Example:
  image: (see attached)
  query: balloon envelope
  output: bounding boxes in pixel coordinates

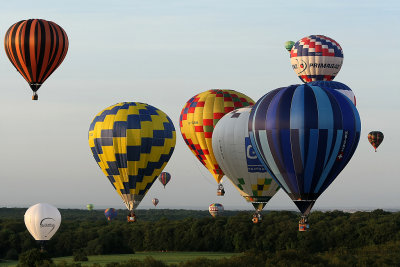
[152,198,159,206]
[4,19,69,99]
[88,102,176,211]
[86,204,94,211]
[158,172,171,188]
[368,131,384,151]
[179,89,254,185]
[24,203,61,241]
[249,84,361,216]
[290,35,343,83]
[209,203,224,217]
[308,81,356,106]
[284,41,295,52]
[104,208,118,220]
[212,107,280,210]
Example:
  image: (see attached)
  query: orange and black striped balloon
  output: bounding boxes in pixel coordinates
[4,19,69,100]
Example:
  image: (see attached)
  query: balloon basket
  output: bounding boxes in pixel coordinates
[299,223,308,231]
[32,94,38,100]
[217,190,225,196]
[298,215,309,231]
[127,216,136,222]
[252,212,262,224]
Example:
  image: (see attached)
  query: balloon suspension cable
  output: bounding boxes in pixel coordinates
[129,202,134,212]
[191,157,215,186]
[30,83,41,100]
[39,240,46,252]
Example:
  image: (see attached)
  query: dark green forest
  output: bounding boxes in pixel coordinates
[1,208,400,266]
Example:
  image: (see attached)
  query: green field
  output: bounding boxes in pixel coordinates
[0,251,239,266]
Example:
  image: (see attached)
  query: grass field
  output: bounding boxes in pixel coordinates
[0,251,239,266]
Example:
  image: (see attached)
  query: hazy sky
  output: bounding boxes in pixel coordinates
[0,0,399,211]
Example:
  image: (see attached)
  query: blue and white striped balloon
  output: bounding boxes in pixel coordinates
[248,84,361,216]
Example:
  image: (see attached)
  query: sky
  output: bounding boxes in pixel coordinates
[0,0,399,211]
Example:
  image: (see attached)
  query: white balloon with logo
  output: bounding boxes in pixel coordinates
[24,203,61,241]
[212,107,280,210]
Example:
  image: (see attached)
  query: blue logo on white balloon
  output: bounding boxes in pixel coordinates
[245,137,266,173]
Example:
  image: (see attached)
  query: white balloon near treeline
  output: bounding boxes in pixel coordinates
[24,203,61,241]
[212,107,280,211]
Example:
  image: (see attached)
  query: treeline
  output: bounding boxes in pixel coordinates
[1,209,400,265]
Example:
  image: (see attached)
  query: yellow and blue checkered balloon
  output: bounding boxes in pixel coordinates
[88,102,176,211]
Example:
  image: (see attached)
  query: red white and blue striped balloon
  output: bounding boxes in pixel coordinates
[290,35,343,83]
[248,84,361,216]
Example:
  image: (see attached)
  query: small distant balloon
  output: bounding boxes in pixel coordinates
[152,198,159,207]
[368,131,384,152]
[158,172,171,188]
[104,208,118,221]
[86,204,94,211]
[290,35,343,83]
[284,41,295,52]
[209,203,224,217]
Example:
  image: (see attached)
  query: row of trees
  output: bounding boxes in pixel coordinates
[1,209,400,265]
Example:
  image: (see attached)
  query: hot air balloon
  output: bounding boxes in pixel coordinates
[249,84,361,231]
[24,203,61,251]
[179,89,254,195]
[284,41,295,52]
[212,107,280,223]
[104,208,118,221]
[368,131,384,152]
[4,19,69,100]
[290,35,343,83]
[209,203,224,217]
[158,172,171,188]
[89,102,176,222]
[308,81,356,106]
[152,198,159,207]
[87,204,94,211]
